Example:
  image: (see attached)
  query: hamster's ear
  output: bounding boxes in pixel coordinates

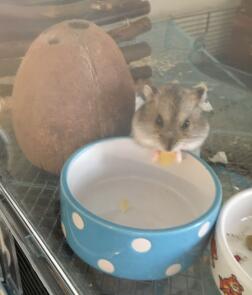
[194,82,208,102]
[143,84,159,102]
[196,87,206,100]
[143,85,154,101]
[194,83,213,112]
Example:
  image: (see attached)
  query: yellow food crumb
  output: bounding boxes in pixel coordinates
[120,199,129,213]
[153,151,177,166]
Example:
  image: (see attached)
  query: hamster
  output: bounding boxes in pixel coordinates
[132,83,210,152]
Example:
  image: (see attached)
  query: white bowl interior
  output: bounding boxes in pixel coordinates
[66,138,216,230]
[222,191,252,279]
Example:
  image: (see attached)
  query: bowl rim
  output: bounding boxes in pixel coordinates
[216,188,252,283]
[60,136,222,234]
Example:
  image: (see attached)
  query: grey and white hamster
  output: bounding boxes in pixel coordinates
[132,83,210,152]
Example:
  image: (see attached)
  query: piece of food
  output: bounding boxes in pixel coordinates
[152,150,179,166]
[120,199,129,213]
[246,235,252,251]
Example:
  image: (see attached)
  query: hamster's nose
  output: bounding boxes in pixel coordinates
[165,141,174,151]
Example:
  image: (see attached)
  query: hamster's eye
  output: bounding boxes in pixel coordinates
[155,114,164,128]
[181,119,190,130]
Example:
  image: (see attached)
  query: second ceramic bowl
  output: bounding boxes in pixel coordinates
[211,188,252,294]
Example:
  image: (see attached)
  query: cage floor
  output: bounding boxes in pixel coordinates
[0,19,252,295]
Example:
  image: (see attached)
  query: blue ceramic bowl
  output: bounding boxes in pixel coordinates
[60,137,222,280]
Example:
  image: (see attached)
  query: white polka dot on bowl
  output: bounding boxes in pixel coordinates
[72,212,85,230]
[165,263,181,276]
[61,222,66,238]
[198,222,210,238]
[131,238,152,253]
[97,259,115,273]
